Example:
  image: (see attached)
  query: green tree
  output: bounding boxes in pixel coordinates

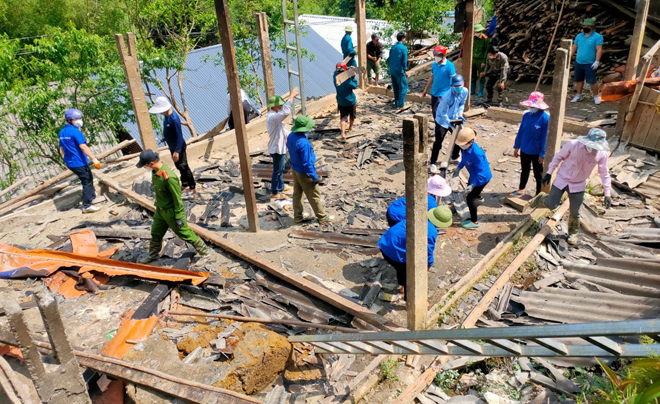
[384,0,455,51]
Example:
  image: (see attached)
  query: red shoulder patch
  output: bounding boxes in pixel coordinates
[158,170,170,180]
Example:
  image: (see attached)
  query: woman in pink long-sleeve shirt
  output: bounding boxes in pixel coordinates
[530,129,613,245]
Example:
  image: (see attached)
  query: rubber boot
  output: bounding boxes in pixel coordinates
[193,238,209,257]
[478,82,485,98]
[471,80,476,95]
[141,240,162,264]
[525,192,548,213]
[567,217,580,245]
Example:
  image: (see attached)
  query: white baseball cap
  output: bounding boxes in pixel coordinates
[148,96,172,114]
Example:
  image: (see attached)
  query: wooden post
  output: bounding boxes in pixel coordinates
[256,12,276,102]
[356,0,367,89]
[461,0,475,111]
[617,0,650,138]
[214,0,259,232]
[115,33,158,151]
[542,41,571,194]
[403,115,429,330]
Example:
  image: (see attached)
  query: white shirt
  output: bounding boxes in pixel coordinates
[266,101,292,155]
[226,89,260,117]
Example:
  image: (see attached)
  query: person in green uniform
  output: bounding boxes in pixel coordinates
[136,149,209,262]
[472,23,491,98]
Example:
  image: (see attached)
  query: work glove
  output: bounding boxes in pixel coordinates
[176,219,185,229]
[591,61,600,70]
[465,184,474,194]
[452,169,460,179]
[604,196,613,209]
[92,158,101,169]
[542,173,552,186]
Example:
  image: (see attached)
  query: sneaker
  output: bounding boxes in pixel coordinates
[461,220,480,229]
[593,95,601,105]
[429,164,440,174]
[271,194,285,200]
[295,212,311,223]
[282,185,293,193]
[571,94,583,103]
[82,205,100,214]
[450,157,460,164]
[476,197,485,205]
[319,215,335,225]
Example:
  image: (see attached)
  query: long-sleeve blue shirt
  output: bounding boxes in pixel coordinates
[387,195,438,226]
[514,110,549,158]
[286,131,318,181]
[334,71,358,106]
[162,111,185,154]
[388,42,408,76]
[457,142,492,187]
[435,87,468,129]
[378,219,438,267]
[341,34,357,67]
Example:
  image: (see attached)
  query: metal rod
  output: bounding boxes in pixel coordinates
[167,310,369,333]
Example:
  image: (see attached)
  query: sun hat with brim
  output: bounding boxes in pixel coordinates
[428,175,452,197]
[267,95,286,108]
[578,128,609,152]
[345,25,354,32]
[582,18,596,26]
[136,149,159,168]
[474,23,486,32]
[520,91,549,110]
[291,115,315,133]
[455,127,476,146]
[428,205,453,228]
[148,96,172,114]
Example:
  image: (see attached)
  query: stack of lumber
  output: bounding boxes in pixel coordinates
[495,0,658,83]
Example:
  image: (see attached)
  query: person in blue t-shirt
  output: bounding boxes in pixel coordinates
[149,96,196,198]
[333,63,358,141]
[452,127,492,229]
[421,45,456,122]
[570,18,604,105]
[511,92,550,197]
[58,108,102,213]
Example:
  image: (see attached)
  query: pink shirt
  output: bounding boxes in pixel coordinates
[547,140,611,196]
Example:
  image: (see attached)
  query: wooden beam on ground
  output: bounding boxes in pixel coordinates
[214,0,259,232]
[462,0,475,111]
[115,33,158,151]
[356,0,367,89]
[393,201,569,404]
[0,182,70,217]
[0,140,134,215]
[93,172,405,332]
[617,0,650,138]
[624,38,660,125]
[543,41,571,194]
[403,116,428,330]
[0,177,29,201]
[486,106,607,136]
[256,12,276,101]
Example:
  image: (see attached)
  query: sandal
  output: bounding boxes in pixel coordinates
[509,190,522,196]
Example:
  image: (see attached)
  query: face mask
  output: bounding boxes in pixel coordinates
[583,27,592,33]
[73,119,83,128]
[435,57,443,63]
[488,54,497,60]
[529,107,539,113]
[452,87,461,94]
[459,143,471,150]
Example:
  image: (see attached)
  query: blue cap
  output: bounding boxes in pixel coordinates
[451,74,465,87]
[64,108,83,121]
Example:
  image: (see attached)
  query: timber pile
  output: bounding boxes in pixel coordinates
[495,0,657,82]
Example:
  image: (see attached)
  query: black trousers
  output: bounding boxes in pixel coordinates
[466,183,487,223]
[228,100,253,130]
[519,152,543,195]
[69,165,96,208]
[430,125,461,164]
[380,249,407,301]
[174,146,196,190]
[485,72,500,102]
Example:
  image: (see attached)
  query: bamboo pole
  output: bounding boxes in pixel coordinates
[535,0,567,91]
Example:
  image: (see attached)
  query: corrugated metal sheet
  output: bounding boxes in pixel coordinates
[561,260,660,298]
[124,25,342,148]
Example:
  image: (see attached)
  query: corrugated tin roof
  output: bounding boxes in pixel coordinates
[124,24,342,148]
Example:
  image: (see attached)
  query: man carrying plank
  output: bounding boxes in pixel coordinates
[333,63,358,142]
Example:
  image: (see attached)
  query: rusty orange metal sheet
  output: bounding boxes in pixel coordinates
[0,344,23,360]
[0,243,209,285]
[44,271,110,299]
[101,311,159,359]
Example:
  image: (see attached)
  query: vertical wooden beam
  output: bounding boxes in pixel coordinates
[214,0,260,232]
[115,33,157,151]
[542,41,571,194]
[461,0,475,111]
[403,115,429,330]
[256,12,276,101]
[616,0,649,139]
[356,0,367,89]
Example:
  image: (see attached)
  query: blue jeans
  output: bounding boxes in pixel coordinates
[69,165,96,208]
[271,153,286,195]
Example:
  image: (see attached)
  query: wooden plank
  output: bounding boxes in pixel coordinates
[355,0,367,89]
[0,139,135,214]
[256,12,275,101]
[0,182,70,217]
[631,102,656,148]
[289,230,379,247]
[94,172,405,332]
[0,177,29,200]
[462,0,475,111]
[214,0,259,232]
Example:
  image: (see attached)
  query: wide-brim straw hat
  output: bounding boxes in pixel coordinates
[578,128,610,152]
[520,91,549,110]
[148,96,172,114]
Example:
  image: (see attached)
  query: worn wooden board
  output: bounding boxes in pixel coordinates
[335,66,366,86]
[503,194,532,212]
